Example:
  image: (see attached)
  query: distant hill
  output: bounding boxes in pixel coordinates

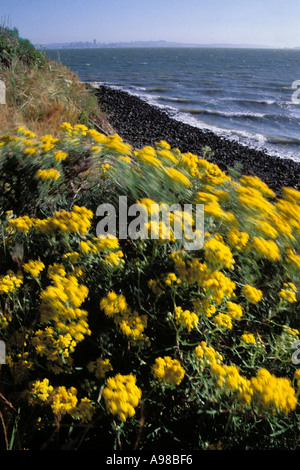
[39,40,276,50]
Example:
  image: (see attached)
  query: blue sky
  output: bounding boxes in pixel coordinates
[1,0,300,47]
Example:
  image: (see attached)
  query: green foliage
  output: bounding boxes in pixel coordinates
[0,25,45,68]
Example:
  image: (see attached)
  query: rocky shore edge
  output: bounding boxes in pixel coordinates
[93,84,300,194]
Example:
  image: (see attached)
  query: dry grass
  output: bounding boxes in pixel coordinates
[0,57,113,137]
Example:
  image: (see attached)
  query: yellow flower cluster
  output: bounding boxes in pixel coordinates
[87,357,113,379]
[27,378,53,403]
[79,234,124,268]
[40,134,59,152]
[54,150,68,161]
[294,370,300,388]
[103,373,142,421]
[197,158,230,186]
[8,206,93,236]
[194,342,297,413]
[32,327,76,372]
[227,227,249,251]
[100,291,148,344]
[36,168,61,182]
[239,175,276,199]
[251,236,281,262]
[0,270,23,295]
[251,369,297,415]
[164,167,192,188]
[174,306,198,331]
[8,215,34,233]
[286,248,300,271]
[241,332,256,344]
[136,146,163,168]
[214,312,233,330]
[204,235,235,269]
[32,266,90,372]
[199,301,243,331]
[23,260,45,278]
[36,206,93,236]
[242,284,263,303]
[28,379,94,423]
[40,267,90,339]
[104,134,133,155]
[151,356,185,386]
[172,252,236,306]
[279,282,297,303]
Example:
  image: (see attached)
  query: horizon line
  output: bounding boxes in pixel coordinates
[38,39,299,49]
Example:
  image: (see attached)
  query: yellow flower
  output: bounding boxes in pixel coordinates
[36,168,61,182]
[137,148,163,168]
[54,150,68,161]
[239,175,276,199]
[241,332,256,344]
[193,298,216,318]
[87,357,113,379]
[250,368,297,415]
[214,312,233,329]
[0,270,23,294]
[156,140,171,150]
[28,378,54,404]
[100,291,127,318]
[9,215,34,233]
[242,285,263,303]
[174,306,198,331]
[279,283,297,303]
[282,187,300,204]
[157,149,178,164]
[73,397,94,423]
[104,135,132,154]
[23,260,45,278]
[204,236,235,269]
[226,301,243,319]
[23,147,36,155]
[165,167,192,187]
[103,373,142,421]
[51,386,78,416]
[227,227,249,251]
[152,356,185,386]
[286,248,300,270]
[118,310,148,343]
[251,237,280,261]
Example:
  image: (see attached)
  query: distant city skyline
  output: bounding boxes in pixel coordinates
[40,39,294,50]
[1,0,300,49]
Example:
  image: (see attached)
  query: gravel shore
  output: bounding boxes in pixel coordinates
[94,85,300,194]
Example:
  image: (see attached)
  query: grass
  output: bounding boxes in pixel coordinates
[0,55,113,138]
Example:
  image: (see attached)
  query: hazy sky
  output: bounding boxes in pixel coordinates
[1,0,300,47]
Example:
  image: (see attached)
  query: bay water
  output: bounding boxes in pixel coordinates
[46,47,300,162]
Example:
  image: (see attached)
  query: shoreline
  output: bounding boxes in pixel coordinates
[93,84,300,194]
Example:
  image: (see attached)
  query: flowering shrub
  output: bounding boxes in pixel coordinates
[0,123,299,450]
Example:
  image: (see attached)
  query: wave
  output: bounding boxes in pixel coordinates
[236,98,276,106]
[266,136,300,145]
[148,87,168,92]
[158,96,195,104]
[181,108,267,119]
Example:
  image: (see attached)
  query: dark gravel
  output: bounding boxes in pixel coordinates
[94,85,300,195]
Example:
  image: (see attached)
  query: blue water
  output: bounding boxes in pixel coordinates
[47,48,300,161]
